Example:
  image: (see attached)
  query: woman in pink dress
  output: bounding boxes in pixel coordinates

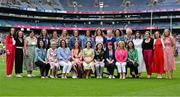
[152,31,165,79]
[71,41,83,79]
[163,29,176,80]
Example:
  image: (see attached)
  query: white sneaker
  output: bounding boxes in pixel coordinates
[50,75,54,79]
[72,75,77,79]
[108,75,112,79]
[99,76,102,79]
[27,74,32,78]
[41,76,45,79]
[97,76,100,79]
[112,75,115,79]
[16,74,22,78]
[45,76,49,78]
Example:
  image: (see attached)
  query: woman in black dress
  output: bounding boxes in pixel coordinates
[15,30,24,77]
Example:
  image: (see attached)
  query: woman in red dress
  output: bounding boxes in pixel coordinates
[5,28,16,77]
[152,31,165,79]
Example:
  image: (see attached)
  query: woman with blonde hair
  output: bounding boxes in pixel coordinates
[47,40,59,78]
[115,41,128,79]
[163,29,176,80]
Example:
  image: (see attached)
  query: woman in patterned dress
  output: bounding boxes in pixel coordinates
[47,41,59,78]
[82,41,95,79]
[163,29,176,80]
[24,31,37,77]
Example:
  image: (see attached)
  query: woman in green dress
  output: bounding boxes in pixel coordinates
[24,31,37,77]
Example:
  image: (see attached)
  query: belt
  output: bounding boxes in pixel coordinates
[16,47,23,49]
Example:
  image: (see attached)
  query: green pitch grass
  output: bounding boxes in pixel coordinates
[0,56,180,96]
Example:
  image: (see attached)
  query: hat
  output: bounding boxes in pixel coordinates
[108,42,113,46]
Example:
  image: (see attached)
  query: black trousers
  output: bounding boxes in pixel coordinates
[126,61,138,76]
[15,48,23,74]
[106,63,115,75]
[35,61,50,77]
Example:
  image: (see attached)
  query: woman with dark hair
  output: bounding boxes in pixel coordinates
[35,40,50,78]
[60,29,69,46]
[69,30,83,49]
[82,41,95,79]
[38,29,50,49]
[163,29,176,79]
[94,43,105,79]
[133,31,145,76]
[57,40,72,79]
[71,41,83,79]
[94,28,104,46]
[127,41,139,78]
[82,30,95,48]
[5,28,16,77]
[24,30,37,77]
[15,30,24,77]
[114,29,125,42]
[50,31,60,47]
[105,42,116,79]
[142,31,154,78]
[152,31,165,79]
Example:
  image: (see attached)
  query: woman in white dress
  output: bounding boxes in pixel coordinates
[133,31,146,76]
[94,28,104,45]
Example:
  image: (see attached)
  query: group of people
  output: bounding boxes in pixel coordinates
[5,27,176,79]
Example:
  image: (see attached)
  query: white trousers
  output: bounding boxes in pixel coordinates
[116,62,126,73]
[59,61,72,73]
